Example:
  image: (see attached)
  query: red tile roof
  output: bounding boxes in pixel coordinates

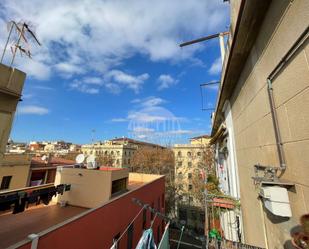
[99,166,124,171]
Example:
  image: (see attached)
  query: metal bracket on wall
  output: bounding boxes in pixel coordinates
[252,164,294,187]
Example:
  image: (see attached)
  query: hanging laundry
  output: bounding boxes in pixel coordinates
[158,223,170,249]
[136,228,157,249]
[13,192,26,214]
[56,184,65,195]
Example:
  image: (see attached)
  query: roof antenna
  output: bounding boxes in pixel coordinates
[1,21,41,67]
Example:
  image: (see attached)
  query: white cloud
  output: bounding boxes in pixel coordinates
[132,127,155,133]
[157,74,178,90]
[140,96,166,107]
[55,62,85,77]
[82,77,102,85]
[0,0,229,80]
[111,118,127,122]
[32,85,54,91]
[106,70,149,93]
[18,105,49,115]
[208,57,222,75]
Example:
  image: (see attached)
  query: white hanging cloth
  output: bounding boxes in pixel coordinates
[157,222,170,249]
[135,228,157,249]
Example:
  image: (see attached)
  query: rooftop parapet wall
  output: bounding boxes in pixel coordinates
[54,167,129,208]
[0,63,26,158]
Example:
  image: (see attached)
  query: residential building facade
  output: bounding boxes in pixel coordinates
[0,170,166,249]
[81,137,164,169]
[211,0,309,248]
[172,137,210,233]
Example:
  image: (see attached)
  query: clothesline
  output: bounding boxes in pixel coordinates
[112,205,146,247]
[132,198,204,242]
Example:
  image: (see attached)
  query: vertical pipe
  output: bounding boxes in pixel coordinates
[266,79,286,170]
[219,33,226,65]
[212,203,215,229]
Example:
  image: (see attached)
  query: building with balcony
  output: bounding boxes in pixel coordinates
[81,137,164,169]
[172,136,210,234]
[210,0,309,248]
[0,168,165,249]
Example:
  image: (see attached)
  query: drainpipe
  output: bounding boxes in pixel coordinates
[266,26,309,172]
[266,78,286,170]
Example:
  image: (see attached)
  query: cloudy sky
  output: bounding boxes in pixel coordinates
[0,0,229,145]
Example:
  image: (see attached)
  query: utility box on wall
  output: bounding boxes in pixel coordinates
[0,63,26,157]
[260,186,292,217]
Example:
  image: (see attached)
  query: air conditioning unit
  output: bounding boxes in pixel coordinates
[260,186,292,217]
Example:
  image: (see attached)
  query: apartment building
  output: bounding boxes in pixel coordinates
[0,168,166,249]
[211,0,309,248]
[82,137,164,169]
[172,136,210,233]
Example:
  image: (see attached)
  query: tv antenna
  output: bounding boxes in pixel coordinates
[1,21,41,67]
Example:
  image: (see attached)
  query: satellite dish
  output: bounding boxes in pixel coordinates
[75,154,85,164]
[41,155,47,161]
[86,155,96,169]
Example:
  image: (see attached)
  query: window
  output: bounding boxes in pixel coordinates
[111,178,127,195]
[187,151,191,157]
[197,151,201,157]
[125,151,127,156]
[111,151,114,155]
[191,210,197,220]
[116,159,120,165]
[188,162,192,167]
[189,196,193,202]
[127,223,134,249]
[161,193,164,208]
[1,176,12,190]
[188,184,193,190]
[188,173,192,179]
[128,159,130,164]
[177,151,182,157]
[105,151,108,155]
[179,184,183,190]
[178,161,182,167]
[178,172,182,179]
[117,151,120,155]
[143,209,147,229]
[112,232,120,249]
[179,208,187,221]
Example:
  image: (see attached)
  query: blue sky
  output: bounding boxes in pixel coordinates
[0,0,229,145]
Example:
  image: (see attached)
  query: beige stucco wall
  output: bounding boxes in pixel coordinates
[228,0,309,248]
[0,154,31,190]
[0,64,26,157]
[128,172,162,183]
[54,168,128,208]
